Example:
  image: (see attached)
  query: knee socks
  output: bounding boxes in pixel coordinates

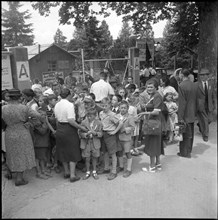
[111,153,117,174]
[118,156,124,168]
[127,158,132,171]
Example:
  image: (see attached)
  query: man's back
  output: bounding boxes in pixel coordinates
[178,80,197,123]
[90,79,114,102]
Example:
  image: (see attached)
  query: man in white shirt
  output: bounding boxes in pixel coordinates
[90,72,115,102]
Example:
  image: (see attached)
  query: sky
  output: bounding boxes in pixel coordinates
[2,1,167,45]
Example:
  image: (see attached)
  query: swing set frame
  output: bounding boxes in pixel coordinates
[84,58,130,84]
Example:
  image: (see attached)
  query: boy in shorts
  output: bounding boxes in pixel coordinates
[99,97,123,180]
[79,108,103,180]
[118,100,135,177]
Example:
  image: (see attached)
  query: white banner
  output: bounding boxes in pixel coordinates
[1,52,13,90]
[16,61,30,81]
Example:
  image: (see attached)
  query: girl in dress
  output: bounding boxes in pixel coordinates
[163,93,178,143]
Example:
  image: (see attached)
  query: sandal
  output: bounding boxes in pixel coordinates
[83,171,91,180]
[92,171,99,180]
[36,173,49,179]
[15,179,28,186]
[155,164,162,171]
[142,166,156,173]
[42,171,53,177]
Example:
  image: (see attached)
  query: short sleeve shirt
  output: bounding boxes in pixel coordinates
[54,99,75,122]
[99,110,120,131]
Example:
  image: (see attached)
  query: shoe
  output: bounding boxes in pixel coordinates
[36,173,49,179]
[83,171,91,180]
[155,164,162,171]
[92,171,99,180]
[142,166,156,173]
[54,166,61,173]
[177,152,191,158]
[98,169,110,174]
[4,173,12,180]
[107,172,117,180]
[64,174,70,179]
[123,170,132,178]
[177,152,184,157]
[15,179,28,186]
[70,176,81,183]
[203,136,208,142]
[116,167,124,173]
[187,154,191,158]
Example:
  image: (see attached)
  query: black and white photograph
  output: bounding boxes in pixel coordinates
[1,1,217,218]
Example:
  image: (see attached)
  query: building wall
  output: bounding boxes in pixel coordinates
[29,45,76,82]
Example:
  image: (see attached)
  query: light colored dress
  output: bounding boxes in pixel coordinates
[128,105,139,136]
[2,103,40,172]
[164,101,178,131]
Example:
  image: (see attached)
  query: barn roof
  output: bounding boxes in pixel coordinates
[28,43,78,61]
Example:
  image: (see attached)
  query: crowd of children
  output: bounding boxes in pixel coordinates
[2,72,182,184]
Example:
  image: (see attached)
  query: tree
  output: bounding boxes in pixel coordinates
[53,28,67,49]
[98,20,113,58]
[2,1,34,48]
[109,21,136,58]
[31,1,217,76]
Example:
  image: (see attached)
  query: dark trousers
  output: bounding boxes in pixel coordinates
[179,123,194,156]
[197,110,212,138]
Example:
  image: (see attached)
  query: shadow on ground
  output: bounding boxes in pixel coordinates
[191,142,210,158]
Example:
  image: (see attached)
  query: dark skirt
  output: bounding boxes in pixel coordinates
[34,147,49,161]
[56,122,82,163]
[143,134,163,157]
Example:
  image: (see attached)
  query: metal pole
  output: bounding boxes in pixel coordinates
[81,49,85,82]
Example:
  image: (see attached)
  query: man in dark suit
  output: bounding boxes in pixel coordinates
[195,68,217,142]
[177,69,197,158]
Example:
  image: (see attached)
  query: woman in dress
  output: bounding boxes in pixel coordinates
[22,88,40,111]
[54,88,88,182]
[2,89,42,186]
[140,79,164,172]
[159,75,179,100]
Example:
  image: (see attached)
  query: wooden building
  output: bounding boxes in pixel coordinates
[28,43,78,83]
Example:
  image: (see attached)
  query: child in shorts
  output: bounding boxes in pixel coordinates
[98,97,123,180]
[34,108,52,179]
[79,108,103,180]
[111,94,125,172]
[118,100,135,177]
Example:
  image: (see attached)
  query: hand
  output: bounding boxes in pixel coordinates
[125,127,132,134]
[89,130,96,135]
[108,130,116,135]
[81,126,88,132]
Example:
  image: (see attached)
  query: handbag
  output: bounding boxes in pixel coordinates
[142,116,161,135]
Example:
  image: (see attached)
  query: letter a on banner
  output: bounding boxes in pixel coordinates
[16,61,30,81]
[19,64,29,78]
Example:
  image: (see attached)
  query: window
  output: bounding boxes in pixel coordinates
[48,61,57,71]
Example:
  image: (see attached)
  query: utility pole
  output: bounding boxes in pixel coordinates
[81,48,85,83]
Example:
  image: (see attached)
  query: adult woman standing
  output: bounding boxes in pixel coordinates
[159,76,179,100]
[22,88,40,111]
[140,79,164,172]
[54,88,88,182]
[2,89,42,186]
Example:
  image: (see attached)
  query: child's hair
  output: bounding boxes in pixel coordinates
[163,92,173,102]
[44,94,57,105]
[113,94,122,103]
[101,97,111,104]
[89,93,96,101]
[118,87,127,98]
[128,95,136,105]
[87,107,97,116]
[119,100,129,108]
